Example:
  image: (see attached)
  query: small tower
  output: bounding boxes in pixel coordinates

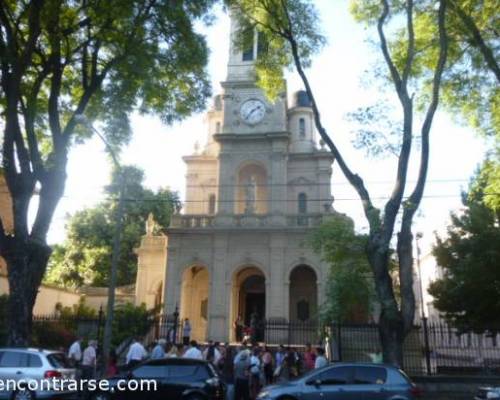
[288,90,316,153]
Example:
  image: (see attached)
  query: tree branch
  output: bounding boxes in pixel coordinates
[450,0,500,82]
[401,0,415,86]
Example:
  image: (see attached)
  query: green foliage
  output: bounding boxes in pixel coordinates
[310,214,375,323]
[0,295,7,345]
[429,164,500,333]
[352,0,499,138]
[44,165,181,288]
[55,297,97,319]
[112,302,157,347]
[227,0,326,100]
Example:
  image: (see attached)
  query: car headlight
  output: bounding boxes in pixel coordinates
[257,391,270,399]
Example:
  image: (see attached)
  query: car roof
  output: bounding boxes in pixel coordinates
[0,347,62,355]
[141,358,209,367]
[319,362,401,370]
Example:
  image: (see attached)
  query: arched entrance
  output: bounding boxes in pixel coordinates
[231,266,266,341]
[289,265,318,322]
[180,266,209,342]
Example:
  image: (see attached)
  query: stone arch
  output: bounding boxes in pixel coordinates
[235,161,268,214]
[180,265,210,342]
[288,265,318,322]
[230,264,267,342]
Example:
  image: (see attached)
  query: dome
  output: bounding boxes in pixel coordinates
[291,90,312,108]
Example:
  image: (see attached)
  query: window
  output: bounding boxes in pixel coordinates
[257,31,268,57]
[315,366,353,385]
[133,365,166,378]
[208,194,216,215]
[48,353,70,368]
[28,354,43,368]
[353,367,387,385]
[299,118,306,137]
[0,351,27,368]
[298,193,307,214]
[166,365,200,378]
[241,29,254,61]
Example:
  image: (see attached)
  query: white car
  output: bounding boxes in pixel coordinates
[0,348,76,400]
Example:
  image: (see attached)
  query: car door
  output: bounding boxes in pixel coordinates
[302,366,356,400]
[0,351,29,385]
[351,366,388,400]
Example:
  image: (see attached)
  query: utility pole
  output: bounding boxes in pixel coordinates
[75,114,125,369]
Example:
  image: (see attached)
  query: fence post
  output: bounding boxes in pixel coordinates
[173,305,179,344]
[422,317,432,375]
[97,306,104,347]
[337,323,342,362]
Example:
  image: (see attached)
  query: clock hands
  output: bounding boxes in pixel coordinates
[245,104,264,120]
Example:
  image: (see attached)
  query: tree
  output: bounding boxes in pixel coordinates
[0,0,214,345]
[44,165,180,288]
[390,0,498,138]
[429,164,500,333]
[229,0,448,366]
[310,214,375,323]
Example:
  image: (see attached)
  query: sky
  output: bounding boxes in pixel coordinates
[45,1,487,255]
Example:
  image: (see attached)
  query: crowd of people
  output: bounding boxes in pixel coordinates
[66,316,329,400]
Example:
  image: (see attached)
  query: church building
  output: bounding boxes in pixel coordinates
[134,14,335,343]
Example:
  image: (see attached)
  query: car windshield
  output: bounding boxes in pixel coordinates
[47,353,71,368]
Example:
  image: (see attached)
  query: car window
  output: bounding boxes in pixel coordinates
[0,351,28,368]
[353,367,387,385]
[315,366,352,385]
[28,354,43,368]
[192,366,210,380]
[47,353,71,368]
[166,365,200,378]
[133,365,165,378]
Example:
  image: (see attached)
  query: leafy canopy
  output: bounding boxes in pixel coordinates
[428,164,500,333]
[44,165,180,288]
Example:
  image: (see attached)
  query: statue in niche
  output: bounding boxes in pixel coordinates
[244,175,257,214]
[146,213,156,236]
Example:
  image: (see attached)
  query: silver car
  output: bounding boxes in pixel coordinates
[257,362,423,400]
[0,348,76,400]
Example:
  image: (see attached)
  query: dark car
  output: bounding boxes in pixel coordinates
[91,358,224,400]
[257,362,423,400]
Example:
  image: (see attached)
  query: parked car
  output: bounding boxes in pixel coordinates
[0,348,76,400]
[257,362,423,400]
[91,358,225,400]
[475,386,500,399]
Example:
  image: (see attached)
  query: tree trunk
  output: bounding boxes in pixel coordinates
[367,235,406,367]
[4,236,51,346]
[379,309,405,367]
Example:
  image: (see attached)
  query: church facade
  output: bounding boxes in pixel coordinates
[134,16,335,343]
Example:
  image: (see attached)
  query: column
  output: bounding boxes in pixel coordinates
[208,234,229,341]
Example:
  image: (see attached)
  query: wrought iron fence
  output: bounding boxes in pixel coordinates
[264,319,500,376]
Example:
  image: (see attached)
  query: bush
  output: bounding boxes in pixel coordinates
[32,322,76,350]
[112,302,157,347]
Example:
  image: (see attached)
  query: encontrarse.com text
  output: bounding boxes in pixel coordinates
[0,378,157,392]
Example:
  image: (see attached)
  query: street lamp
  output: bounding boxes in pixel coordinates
[75,114,125,369]
[415,232,426,319]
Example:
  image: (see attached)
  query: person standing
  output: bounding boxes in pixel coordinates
[249,348,261,399]
[315,348,328,369]
[126,337,147,368]
[151,339,166,359]
[234,351,250,400]
[81,340,97,379]
[303,343,316,371]
[182,318,192,346]
[68,338,82,367]
[262,346,273,385]
[183,340,203,359]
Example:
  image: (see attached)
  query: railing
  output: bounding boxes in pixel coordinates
[170,213,325,228]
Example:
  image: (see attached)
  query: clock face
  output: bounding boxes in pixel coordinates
[240,99,266,125]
